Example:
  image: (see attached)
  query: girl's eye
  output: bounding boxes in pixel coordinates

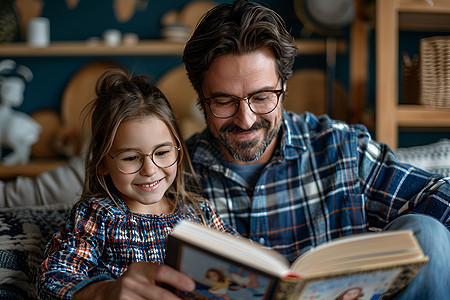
[155,150,169,157]
[121,154,141,162]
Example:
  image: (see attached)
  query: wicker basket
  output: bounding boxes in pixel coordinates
[420,36,450,107]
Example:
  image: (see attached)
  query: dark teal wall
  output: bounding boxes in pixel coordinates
[4,0,446,147]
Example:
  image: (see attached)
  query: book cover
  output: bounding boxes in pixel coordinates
[166,221,428,300]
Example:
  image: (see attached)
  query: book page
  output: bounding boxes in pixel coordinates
[290,230,424,275]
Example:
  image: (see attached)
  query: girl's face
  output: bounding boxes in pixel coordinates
[104,116,178,214]
[342,288,362,300]
[206,271,220,281]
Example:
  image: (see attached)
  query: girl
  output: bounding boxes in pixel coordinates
[37,69,237,299]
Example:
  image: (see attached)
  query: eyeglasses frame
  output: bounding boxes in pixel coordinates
[203,88,284,119]
[108,145,181,174]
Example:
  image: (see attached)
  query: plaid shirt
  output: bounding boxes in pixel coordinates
[187,111,450,263]
[37,197,236,299]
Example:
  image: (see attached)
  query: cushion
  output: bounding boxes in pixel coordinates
[395,139,450,177]
[0,204,71,299]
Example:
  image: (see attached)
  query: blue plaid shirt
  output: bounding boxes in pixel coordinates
[186,111,450,263]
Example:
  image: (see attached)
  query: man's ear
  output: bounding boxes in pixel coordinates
[282,81,288,103]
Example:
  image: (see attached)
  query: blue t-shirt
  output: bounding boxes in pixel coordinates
[227,162,267,189]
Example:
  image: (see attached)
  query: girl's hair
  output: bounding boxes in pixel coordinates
[81,68,202,215]
[205,269,226,282]
[335,287,364,300]
[183,0,298,111]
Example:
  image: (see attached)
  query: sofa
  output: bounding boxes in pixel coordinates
[0,204,72,299]
[0,139,449,299]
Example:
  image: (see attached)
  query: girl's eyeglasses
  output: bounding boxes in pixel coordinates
[108,145,180,174]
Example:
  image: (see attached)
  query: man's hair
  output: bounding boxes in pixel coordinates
[183,0,298,106]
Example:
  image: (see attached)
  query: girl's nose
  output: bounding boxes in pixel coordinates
[139,155,158,176]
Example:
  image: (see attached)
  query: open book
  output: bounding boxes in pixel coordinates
[166,220,428,300]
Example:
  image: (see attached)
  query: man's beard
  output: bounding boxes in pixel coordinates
[215,119,281,162]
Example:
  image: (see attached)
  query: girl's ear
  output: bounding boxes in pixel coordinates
[101,159,110,175]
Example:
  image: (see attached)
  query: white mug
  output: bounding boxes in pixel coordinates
[103,29,122,47]
[27,17,50,47]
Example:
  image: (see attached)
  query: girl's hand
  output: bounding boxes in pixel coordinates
[73,262,195,300]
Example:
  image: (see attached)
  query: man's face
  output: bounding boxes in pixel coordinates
[201,48,283,164]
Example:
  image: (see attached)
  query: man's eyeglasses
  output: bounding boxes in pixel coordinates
[108,145,180,174]
[204,89,284,119]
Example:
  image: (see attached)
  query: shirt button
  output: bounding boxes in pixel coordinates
[258,237,265,245]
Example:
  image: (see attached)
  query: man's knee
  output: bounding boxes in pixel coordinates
[384,214,450,299]
[385,214,447,234]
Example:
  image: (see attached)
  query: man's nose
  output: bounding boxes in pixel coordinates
[233,99,257,129]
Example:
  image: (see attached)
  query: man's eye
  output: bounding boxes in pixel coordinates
[252,92,270,101]
[213,97,235,106]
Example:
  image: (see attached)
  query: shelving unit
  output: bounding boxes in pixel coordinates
[376,0,450,149]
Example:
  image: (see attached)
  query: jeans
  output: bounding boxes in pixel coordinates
[383,214,450,300]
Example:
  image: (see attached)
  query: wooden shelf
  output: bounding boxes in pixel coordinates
[0,39,346,57]
[0,40,186,56]
[376,0,450,149]
[398,0,450,13]
[398,0,450,30]
[397,105,450,127]
[296,39,347,54]
[0,159,67,181]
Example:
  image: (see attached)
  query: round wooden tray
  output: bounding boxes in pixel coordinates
[157,65,205,138]
[59,60,123,155]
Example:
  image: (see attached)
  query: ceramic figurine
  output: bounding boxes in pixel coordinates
[0,59,41,165]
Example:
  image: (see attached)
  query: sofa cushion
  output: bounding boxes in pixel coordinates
[395,139,450,177]
[0,204,71,299]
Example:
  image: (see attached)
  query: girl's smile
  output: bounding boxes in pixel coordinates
[135,178,164,191]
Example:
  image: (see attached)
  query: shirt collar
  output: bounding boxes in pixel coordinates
[281,110,307,160]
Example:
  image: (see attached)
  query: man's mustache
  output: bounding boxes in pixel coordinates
[219,120,270,134]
